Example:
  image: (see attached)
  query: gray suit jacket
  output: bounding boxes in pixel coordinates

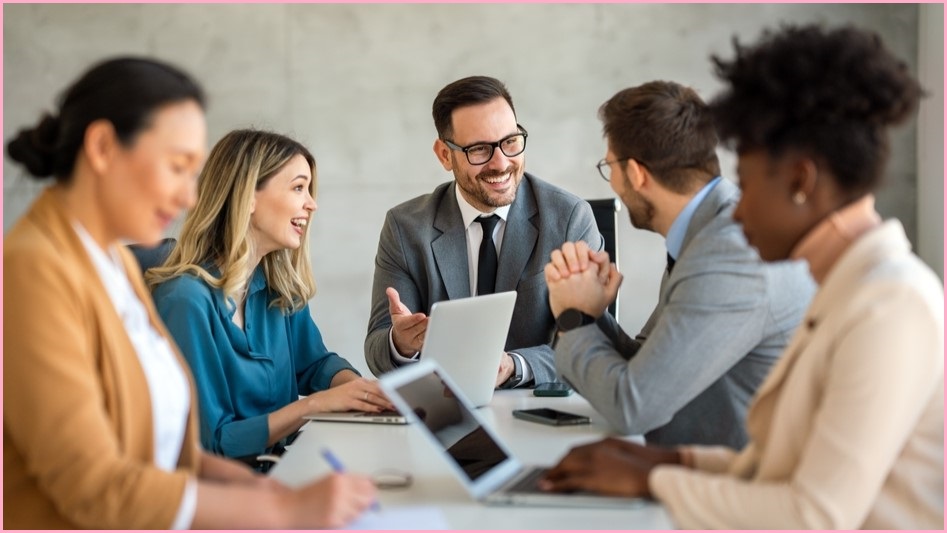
[555,178,815,448]
[365,173,602,385]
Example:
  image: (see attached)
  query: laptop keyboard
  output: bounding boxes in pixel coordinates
[506,467,549,493]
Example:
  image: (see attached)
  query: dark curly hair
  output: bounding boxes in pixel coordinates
[709,24,923,198]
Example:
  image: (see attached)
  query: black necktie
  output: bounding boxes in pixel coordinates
[476,215,500,295]
[666,252,676,275]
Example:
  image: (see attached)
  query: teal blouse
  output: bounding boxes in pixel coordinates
[152,266,357,458]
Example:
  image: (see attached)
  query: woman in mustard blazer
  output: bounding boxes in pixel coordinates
[538,25,942,529]
[3,57,375,529]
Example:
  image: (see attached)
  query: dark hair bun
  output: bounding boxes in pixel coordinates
[6,114,60,179]
[7,57,204,183]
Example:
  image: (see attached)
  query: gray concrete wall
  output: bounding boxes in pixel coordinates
[4,4,931,377]
[918,3,944,280]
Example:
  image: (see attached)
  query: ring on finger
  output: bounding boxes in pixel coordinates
[364,391,369,401]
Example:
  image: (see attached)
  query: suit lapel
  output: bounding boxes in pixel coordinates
[496,176,538,292]
[753,325,810,404]
[432,183,472,300]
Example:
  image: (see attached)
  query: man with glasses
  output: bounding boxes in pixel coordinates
[365,75,602,389]
[543,81,814,447]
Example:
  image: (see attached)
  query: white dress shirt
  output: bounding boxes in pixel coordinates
[74,224,197,529]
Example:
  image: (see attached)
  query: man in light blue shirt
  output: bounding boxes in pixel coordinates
[545,81,815,448]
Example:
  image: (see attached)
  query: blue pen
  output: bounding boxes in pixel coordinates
[321,448,381,512]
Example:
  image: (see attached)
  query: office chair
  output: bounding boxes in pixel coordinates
[127,237,177,273]
[586,198,621,320]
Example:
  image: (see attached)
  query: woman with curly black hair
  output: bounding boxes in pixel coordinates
[539,24,943,529]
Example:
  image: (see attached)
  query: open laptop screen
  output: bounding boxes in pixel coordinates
[394,370,509,481]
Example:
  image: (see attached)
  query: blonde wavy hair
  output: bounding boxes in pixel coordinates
[146,129,317,313]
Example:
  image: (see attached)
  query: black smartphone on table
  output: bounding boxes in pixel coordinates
[512,408,590,426]
[533,382,574,397]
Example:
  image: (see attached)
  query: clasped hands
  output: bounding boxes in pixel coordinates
[544,241,623,320]
[386,287,516,387]
[540,243,680,498]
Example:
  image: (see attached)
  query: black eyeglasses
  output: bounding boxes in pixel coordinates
[443,125,528,165]
[596,157,633,182]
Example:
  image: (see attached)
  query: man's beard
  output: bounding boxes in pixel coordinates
[455,162,522,209]
[626,191,656,232]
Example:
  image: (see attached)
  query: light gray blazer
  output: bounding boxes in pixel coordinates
[365,173,602,385]
[555,178,816,448]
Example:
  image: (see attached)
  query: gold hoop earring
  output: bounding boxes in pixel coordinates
[792,191,807,205]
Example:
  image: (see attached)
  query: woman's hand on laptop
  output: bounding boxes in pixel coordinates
[308,376,396,413]
[595,437,683,466]
[538,438,670,498]
[387,287,429,356]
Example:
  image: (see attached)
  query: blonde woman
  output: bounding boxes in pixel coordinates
[148,129,393,462]
[4,57,374,529]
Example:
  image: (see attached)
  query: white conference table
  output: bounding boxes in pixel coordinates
[270,389,674,529]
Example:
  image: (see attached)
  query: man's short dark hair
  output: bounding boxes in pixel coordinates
[599,81,720,193]
[432,76,515,140]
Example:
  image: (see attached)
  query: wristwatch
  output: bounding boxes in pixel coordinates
[556,308,596,332]
[500,353,523,389]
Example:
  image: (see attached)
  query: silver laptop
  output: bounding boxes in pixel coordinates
[379,359,645,509]
[304,410,407,425]
[420,291,517,407]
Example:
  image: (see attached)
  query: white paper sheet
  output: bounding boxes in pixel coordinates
[344,505,449,530]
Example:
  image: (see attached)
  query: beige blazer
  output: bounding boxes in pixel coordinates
[650,220,944,529]
[3,188,202,529]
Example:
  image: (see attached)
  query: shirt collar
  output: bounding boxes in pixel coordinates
[790,194,881,284]
[72,221,123,274]
[665,176,722,260]
[72,221,132,308]
[248,264,267,294]
[204,261,268,296]
[454,183,510,228]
